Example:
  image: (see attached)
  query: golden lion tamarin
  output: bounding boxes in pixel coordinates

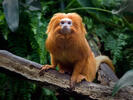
[39,13,115,88]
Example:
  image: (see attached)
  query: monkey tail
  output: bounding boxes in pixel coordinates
[95,55,115,72]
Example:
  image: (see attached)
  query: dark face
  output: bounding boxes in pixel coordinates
[59,18,72,34]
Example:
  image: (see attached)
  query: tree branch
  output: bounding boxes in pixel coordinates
[0,50,133,100]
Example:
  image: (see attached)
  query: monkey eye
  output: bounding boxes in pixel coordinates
[60,21,64,24]
[68,21,71,25]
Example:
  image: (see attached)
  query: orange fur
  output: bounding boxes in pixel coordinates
[39,13,115,88]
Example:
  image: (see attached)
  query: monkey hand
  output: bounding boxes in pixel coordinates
[39,65,55,76]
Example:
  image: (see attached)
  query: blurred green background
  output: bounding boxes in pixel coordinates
[0,0,133,100]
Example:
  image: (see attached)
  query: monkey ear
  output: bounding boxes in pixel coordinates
[71,13,87,35]
[46,16,56,34]
[81,23,87,35]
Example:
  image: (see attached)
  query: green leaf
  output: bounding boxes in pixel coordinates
[92,0,122,8]
[76,0,92,7]
[112,69,133,96]
[83,17,93,30]
[2,0,19,32]
[26,0,41,11]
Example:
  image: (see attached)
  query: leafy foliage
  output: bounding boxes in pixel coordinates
[112,69,133,96]
[2,0,19,32]
[0,0,133,99]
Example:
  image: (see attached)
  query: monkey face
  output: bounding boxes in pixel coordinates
[46,13,87,35]
[59,18,72,34]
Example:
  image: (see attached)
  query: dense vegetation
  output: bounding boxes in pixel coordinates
[0,0,133,99]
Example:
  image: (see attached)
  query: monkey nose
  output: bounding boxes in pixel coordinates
[63,26,69,31]
[61,26,71,34]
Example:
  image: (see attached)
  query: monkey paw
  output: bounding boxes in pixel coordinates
[39,65,55,76]
[70,74,85,89]
[76,74,85,83]
[59,69,65,74]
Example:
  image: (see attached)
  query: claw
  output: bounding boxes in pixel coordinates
[39,66,46,76]
[39,70,45,76]
[69,74,85,89]
[70,80,76,90]
[39,65,54,76]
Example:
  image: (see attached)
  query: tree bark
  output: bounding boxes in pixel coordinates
[0,50,133,100]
